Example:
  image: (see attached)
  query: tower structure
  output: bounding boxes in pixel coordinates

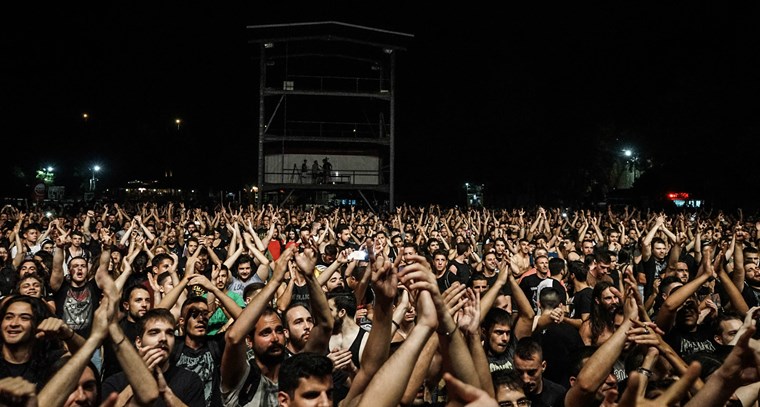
[248,21,411,211]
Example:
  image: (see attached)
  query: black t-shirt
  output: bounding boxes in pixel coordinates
[519,274,546,313]
[570,287,593,318]
[102,365,205,407]
[447,260,473,287]
[532,323,583,389]
[665,323,717,359]
[53,279,102,337]
[529,378,566,407]
[437,270,459,293]
[483,273,513,297]
[741,282,760,308]
[171,334,226,407]
[0,348,67,391]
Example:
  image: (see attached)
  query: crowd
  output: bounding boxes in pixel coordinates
[0,201,759,406]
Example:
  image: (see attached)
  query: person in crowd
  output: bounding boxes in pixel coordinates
[1,201,760,406]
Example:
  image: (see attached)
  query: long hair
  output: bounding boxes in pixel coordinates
[589,282,618,344]
[0,295,66,385]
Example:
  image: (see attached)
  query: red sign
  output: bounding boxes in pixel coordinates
[666,192,690,200]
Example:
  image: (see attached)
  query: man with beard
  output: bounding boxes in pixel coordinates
[282,257,333,356]
[513,337,565,407]
[205,265,245,335]
[654,254,718,359]
[283,304,313,356]
[163,226,184,258]
[565,289,639,407]
[579,282,621,346]
[221,246,332,407]
[102,284,152,380]
[102,308,204,406]
[327,292,368,373]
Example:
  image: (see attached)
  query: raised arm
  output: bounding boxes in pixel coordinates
[221,247,292,392]
[480,262,509,319]
[655,247,716,332]
[565,288,638,407]
[50,229,68,292]
[508,271,535,339]
[356,289,438,407]
[39,262,155,406]
[341,250,396,407]
[641,215,665,262]
[189,268,243,320]
[102,254,161,406]
[399,255,481,390]
[715,250,749,316]
[732,230,747,291]
[294,246,334,354]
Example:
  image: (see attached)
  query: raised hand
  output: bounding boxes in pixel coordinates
[617,362,700,407]
[295,246,318,277]
[441,282,468,317]
[443,372,497,407]
[273,246,295,281]
[370,253,396,302]
[188,274,215,292]
[456,288,480,336]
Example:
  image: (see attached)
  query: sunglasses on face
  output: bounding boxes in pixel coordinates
[187,308,211,320]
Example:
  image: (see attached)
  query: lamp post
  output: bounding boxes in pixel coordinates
[175,118,181,130]
[90,165,101,192]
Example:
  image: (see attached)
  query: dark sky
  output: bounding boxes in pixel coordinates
[3,4,760,207]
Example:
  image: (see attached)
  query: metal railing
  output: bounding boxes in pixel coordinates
[264,169,383,185]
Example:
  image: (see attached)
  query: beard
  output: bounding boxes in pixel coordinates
[332,317,344,335]
[289,332,309,351]
[256,342,286,366]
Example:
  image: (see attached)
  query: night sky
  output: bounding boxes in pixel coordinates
[3,4,760,208]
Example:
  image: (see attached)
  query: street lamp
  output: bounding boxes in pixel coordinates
[90,165,101,192]
[175,118,181,130]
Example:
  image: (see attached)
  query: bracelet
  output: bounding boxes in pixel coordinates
[391,320,400,330]
[113,336,126,348]
[438,325,457,338]
[637,367,653,378]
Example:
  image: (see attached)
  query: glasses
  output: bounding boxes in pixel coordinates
[499,400,531,407]
[188,309,211,320]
